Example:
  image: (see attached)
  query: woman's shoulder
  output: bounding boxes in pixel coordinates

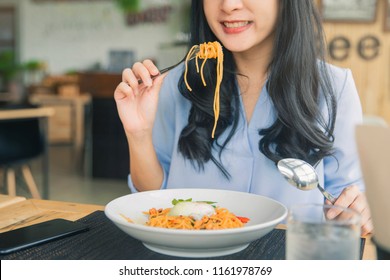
[319,61,356,96]
[320,61,351,81]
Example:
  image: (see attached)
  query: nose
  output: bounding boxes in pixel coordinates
[220,0,244,13]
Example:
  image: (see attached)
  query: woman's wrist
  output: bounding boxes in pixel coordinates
[126,129,153,145]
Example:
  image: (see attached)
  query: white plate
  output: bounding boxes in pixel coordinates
[105,188,287,258]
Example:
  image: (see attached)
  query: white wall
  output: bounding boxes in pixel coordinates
[0,0,180,74]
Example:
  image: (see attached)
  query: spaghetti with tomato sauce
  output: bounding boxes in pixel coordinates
[145,204,249,230]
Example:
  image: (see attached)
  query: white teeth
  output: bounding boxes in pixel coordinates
[223,21,249,28]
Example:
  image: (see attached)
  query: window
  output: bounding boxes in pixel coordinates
[0,7,15,52]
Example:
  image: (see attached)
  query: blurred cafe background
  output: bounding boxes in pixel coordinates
[0,0,389,205]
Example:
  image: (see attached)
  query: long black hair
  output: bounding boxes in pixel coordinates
[177,0,337,177]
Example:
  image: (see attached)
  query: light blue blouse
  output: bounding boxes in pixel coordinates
[128,63,364,210]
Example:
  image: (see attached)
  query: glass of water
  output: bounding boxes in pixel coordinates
[286,203,361,260]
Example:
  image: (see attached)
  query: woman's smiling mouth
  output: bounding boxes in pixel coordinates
[222,21,253,34]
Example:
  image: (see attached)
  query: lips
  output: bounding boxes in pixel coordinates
[223,21,250,28]
[221,21,252,34]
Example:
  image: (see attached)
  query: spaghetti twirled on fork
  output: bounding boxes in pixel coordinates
[184,41,224,139]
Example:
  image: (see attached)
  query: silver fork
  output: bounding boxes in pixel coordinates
[138,59,184,85]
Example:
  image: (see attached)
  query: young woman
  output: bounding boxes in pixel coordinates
[114,0,372,234]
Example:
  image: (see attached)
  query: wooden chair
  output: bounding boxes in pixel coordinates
[0,105,44,199]
[363,114,388,127]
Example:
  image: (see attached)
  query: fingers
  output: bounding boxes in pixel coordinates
[360,210,373,236]
[143,59,160,77]
[350,190,373,235]
[335,185,360,206]
[133,62,153,87]
[325,185,373,235]
[325,185,359,219]
[114,81,134,101]
[122,68,139,88]
[115,59,158,101]
[122,59,160,87]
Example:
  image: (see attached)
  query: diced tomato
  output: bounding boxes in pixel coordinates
[236,216,250,223]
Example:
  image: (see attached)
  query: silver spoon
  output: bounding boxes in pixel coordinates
[277,158,336,204]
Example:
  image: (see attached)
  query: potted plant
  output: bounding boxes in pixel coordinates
[23,60,47,86]
[115,0,140,13]
[0,50,21,92]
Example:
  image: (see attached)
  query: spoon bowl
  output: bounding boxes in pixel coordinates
[277,158,336,204]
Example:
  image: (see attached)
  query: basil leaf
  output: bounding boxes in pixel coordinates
[171,198,192,205]
[171,198,217,206]
[199,201,217,205]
